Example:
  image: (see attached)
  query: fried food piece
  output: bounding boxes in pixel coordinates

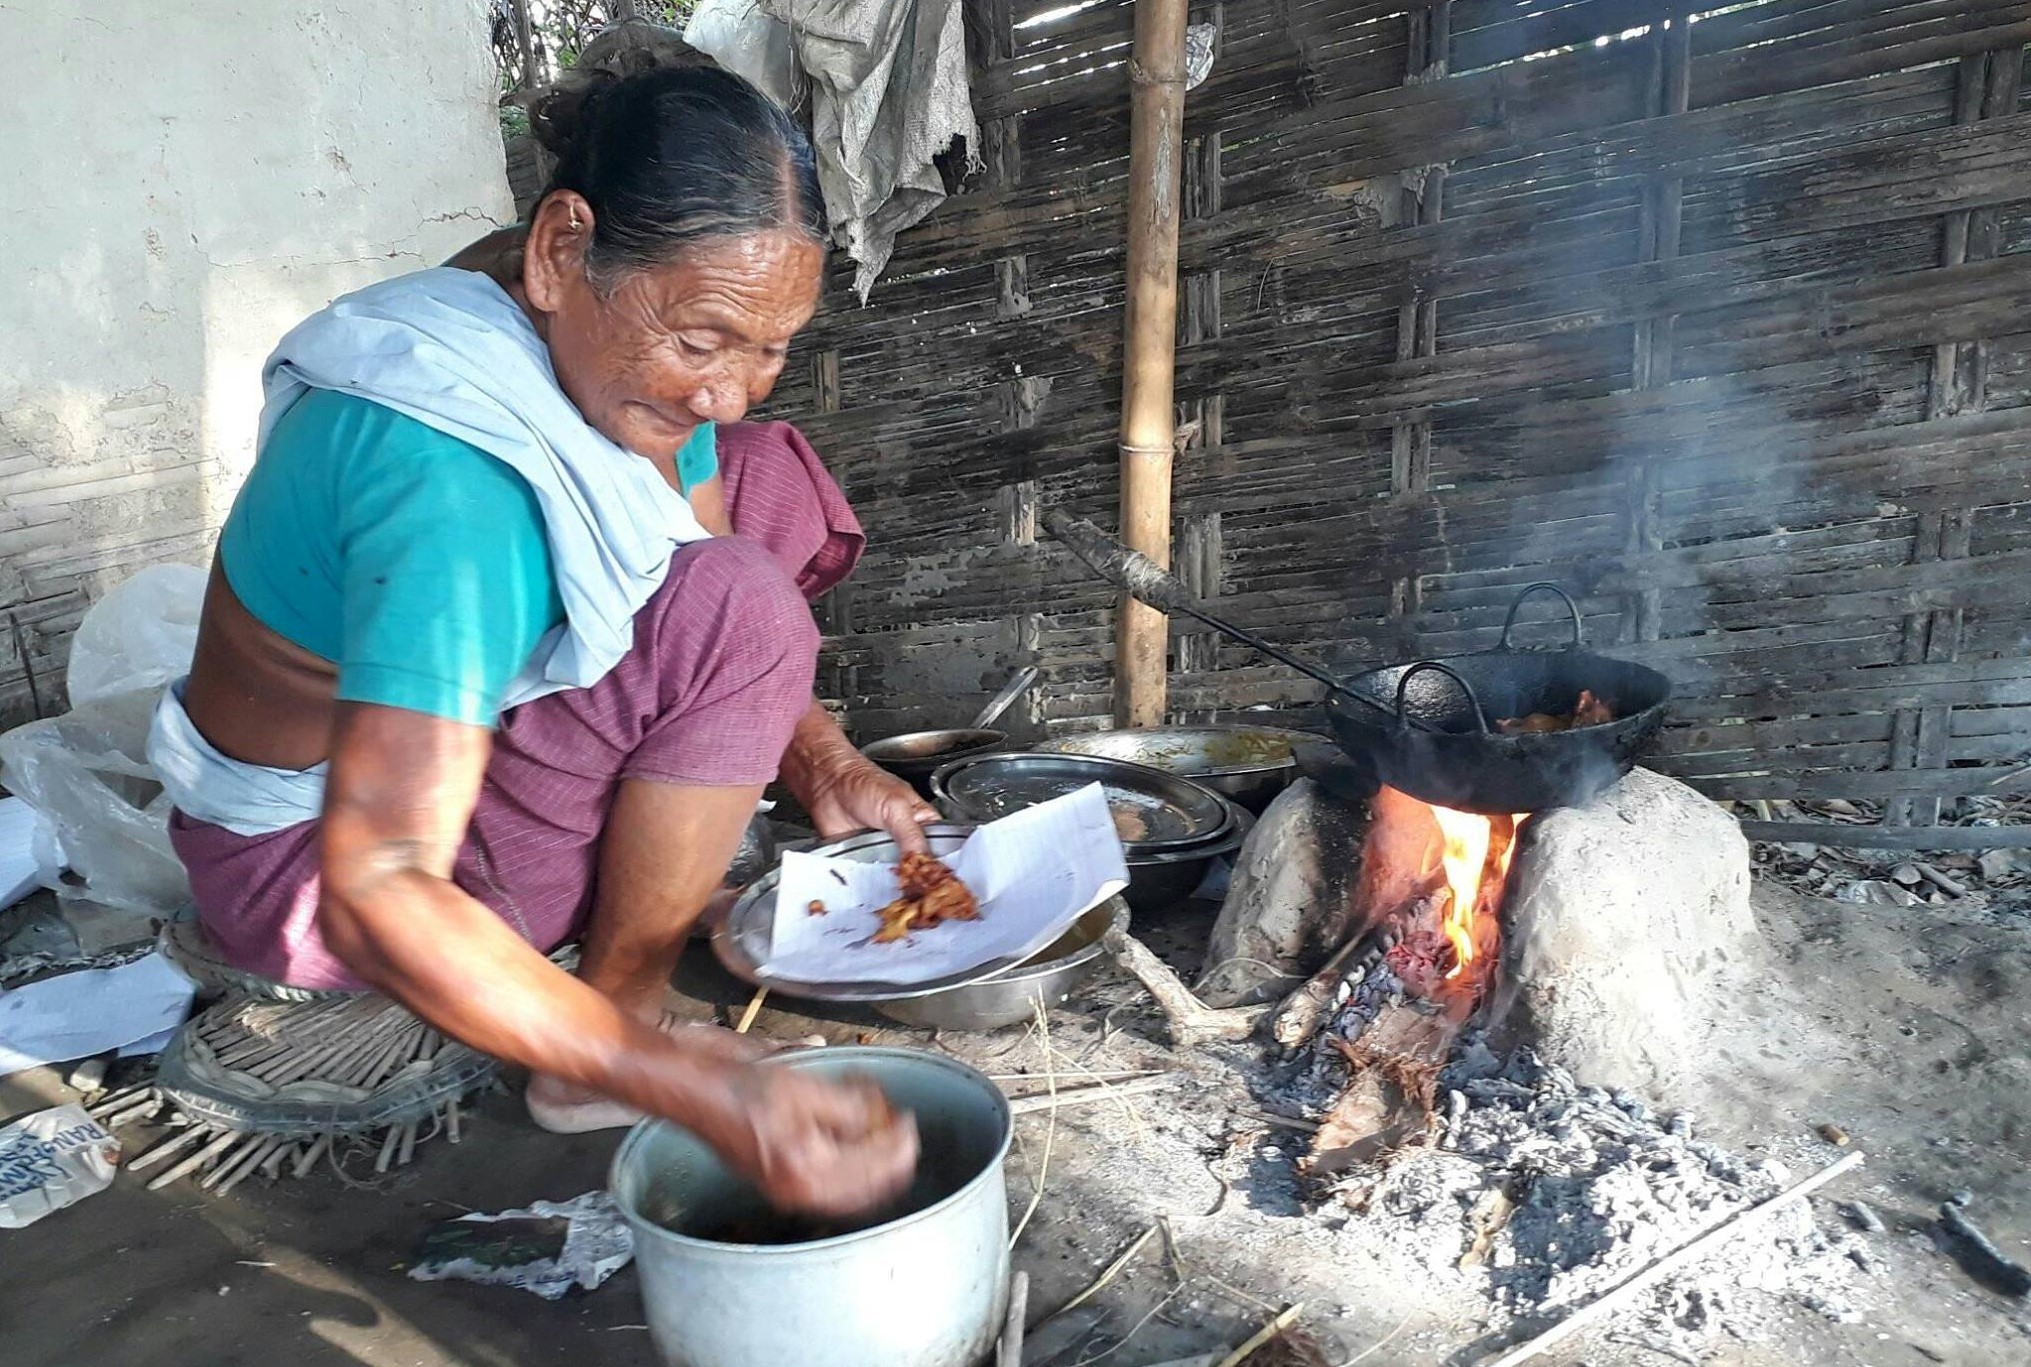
[807,899,827,916]
[1572,688,1614,727]
[872,853,980,945]
[1496,712,1568,735]
[1111,807,1149,843]
[1496,688,1617,735]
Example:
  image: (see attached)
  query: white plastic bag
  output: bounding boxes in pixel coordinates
[685,0,802,108]
[0,563,205,926]
[64,563,207,707]
[0,1103,120,1229]
[0,691,190,924]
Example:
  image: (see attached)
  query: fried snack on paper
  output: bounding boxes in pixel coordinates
[871,853,980,944]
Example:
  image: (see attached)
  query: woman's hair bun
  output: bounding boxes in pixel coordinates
[525,20,713,159]
[530,69,617,160]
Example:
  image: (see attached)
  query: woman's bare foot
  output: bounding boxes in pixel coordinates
[526,1074,646,1134]
[524,1006,773,1134]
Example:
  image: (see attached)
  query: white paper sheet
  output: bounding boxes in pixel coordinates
[763,784,1128,986]
[0,950,197,1077]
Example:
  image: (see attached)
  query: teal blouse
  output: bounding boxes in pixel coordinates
[218,388,717,726]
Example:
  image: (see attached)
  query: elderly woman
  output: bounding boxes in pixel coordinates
[148,68,929,1216]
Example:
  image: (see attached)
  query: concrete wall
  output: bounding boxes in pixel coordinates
[0,0,513,722]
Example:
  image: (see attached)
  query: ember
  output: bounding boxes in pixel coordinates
[1299,792,1528,1187]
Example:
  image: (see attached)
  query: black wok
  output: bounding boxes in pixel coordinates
[1038,513,1669,817]
[1326,585,1669,814]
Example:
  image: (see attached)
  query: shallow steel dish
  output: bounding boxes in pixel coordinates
[1031,726,1315,813]
[875,898,1129,1030]
[929,752,1232,852]
[712,825,1119,1004]
[1120,800,1254,913]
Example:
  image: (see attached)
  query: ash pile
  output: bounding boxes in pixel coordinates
[1234,769,1870,1349]
[1282,1039,1873,1350]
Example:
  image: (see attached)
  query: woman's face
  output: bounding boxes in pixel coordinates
[522,192,824,462]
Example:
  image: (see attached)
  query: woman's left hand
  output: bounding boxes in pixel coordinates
[801,751,939,854]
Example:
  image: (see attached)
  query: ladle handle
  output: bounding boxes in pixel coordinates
[1499,582,1584,651]
[1042,510,1365,706]
[1394,661,1493,735]
[970,666,1040,729]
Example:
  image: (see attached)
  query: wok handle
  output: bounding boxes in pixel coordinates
[1500,582,1584,651]
[1394,661,1493,735]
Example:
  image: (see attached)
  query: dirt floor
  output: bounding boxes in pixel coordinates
[3,880,2027,1367]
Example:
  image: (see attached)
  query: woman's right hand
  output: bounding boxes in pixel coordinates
[702,1064,921,1218]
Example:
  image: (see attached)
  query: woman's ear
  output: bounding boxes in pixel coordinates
[523,191,595,314]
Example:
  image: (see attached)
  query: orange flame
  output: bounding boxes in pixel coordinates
[1429,807,1525,981]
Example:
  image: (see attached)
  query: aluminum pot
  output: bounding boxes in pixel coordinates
[876,897,1128,1030]
[611,1047,1012,1367]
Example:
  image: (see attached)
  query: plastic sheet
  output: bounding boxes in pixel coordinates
[0,564,205,924]
[64,563,207,707]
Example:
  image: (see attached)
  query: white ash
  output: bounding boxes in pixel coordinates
[1332,1046,1874,1343]
[1260,961,1428,1115]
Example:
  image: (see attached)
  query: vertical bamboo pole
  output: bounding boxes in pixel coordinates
[511,0,539,92]
[1115,0,1192,728]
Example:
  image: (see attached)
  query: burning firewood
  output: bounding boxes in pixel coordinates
[1269,925,1401,1052]
[1303,1012,1453,1193]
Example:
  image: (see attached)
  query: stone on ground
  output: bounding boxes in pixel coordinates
[1498,766,1758,1097]
[1198,779,1366,1006]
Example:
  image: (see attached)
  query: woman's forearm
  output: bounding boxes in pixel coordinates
[777,698,855,804]
[320,864,744,1136]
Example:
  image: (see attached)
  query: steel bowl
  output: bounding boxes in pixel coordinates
[861,728,1011,796]
[875,897,1129,1030]
[929,752,1232,853]
[1121,800,1255,914]
[1031,725,1317,813]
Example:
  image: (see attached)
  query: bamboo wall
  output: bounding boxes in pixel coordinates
[768,0,2031,830]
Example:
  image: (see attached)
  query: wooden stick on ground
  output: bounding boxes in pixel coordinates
[1008,1004,1058,1249]
[1052,1224,1159,1320]
[1215,1302,1305,1367]
[1269,929,1381,1050]
[1102,926,1269,1047]
[733,986,769,1035]
[1006,1075,1172,1115]
[1481,1151,1866,1367]
[997,1270,1030,1367]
